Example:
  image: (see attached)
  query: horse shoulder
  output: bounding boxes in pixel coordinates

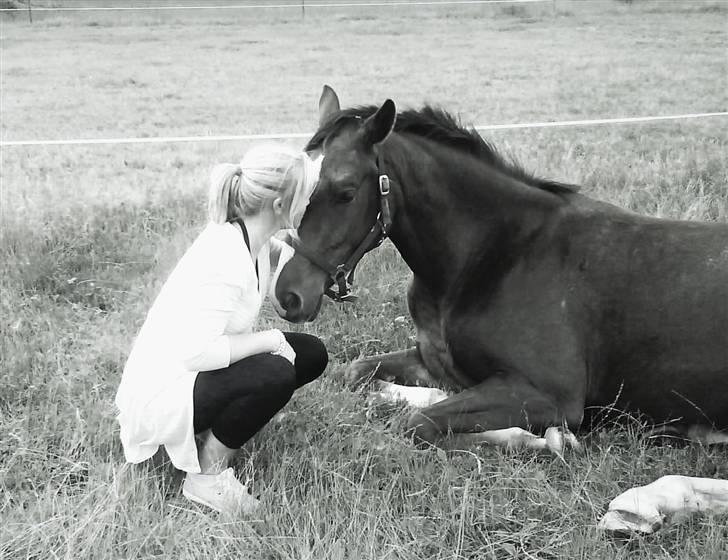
[437,209,591,406]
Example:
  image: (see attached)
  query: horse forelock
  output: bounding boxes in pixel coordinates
[305,105,577,195]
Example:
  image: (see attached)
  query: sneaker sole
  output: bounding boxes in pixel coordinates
[182,487,224,513]
[182,487,260,515]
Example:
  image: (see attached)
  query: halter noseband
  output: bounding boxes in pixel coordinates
[288,159,392,303]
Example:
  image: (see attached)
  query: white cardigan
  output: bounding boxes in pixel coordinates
[115,221,289,473]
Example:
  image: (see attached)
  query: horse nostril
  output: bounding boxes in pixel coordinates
[282,291,302,314]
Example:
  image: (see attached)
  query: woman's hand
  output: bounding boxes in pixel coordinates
[227,329,295,366]
[268,329,296,365]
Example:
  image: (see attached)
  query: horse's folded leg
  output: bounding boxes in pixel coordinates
[343,358,381,388]
[435,426,580,457]
[405,376,584,451]
[442,427,541,450]
[343,347,435,388]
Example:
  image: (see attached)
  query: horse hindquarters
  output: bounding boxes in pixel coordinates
[582,218,728,427]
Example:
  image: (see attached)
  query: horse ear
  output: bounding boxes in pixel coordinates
[319,85,341,126]
[363,99,396,145]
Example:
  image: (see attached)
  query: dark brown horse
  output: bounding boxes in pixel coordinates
[274,86,728,448]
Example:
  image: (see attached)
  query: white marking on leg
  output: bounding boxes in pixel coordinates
[373,381,449,408]
[468,426,580,456]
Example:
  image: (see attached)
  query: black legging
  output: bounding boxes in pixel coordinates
[193,332,328,449]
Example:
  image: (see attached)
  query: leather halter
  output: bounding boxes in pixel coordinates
[287,158,393,303]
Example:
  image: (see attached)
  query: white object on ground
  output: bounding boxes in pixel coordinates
[598,475,728,534]
[373,381,449,408]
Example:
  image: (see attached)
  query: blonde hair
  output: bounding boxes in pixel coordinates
[208,143,320,228]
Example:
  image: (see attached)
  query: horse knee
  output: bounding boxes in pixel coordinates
[406,411,442,444]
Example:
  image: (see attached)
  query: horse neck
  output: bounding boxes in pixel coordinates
[381,134,562,295]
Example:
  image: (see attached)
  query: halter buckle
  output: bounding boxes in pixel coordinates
[330,264,355,302]
[379,175,391,196]
[337,292,359,303]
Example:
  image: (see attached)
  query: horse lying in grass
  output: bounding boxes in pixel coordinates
[273,86,728,454]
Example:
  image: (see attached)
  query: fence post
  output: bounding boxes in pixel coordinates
[302,0,305,20]
[28,0,33,23]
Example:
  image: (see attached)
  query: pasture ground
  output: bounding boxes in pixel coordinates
[1,1,727,558]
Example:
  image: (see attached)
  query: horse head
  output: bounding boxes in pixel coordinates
[274,86,397,323]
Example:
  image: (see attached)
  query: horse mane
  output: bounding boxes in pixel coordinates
[306,105,577,195]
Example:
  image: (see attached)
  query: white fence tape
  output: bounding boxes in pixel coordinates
[0,0,550,13]
[1,112,726,148]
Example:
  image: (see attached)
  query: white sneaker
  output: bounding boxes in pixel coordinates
[182,468,260,515]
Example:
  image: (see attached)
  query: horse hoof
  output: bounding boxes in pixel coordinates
[544,426,581,457]
[342,359,380,387]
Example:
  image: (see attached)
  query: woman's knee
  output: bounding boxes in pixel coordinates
[194,353,296,436]
[260,355,297,399]
[284,332,328,385]
[224,352,297,402]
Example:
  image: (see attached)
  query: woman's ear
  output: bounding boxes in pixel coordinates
[272,197,285,216]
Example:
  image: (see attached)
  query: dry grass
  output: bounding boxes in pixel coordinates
[1,1,727,558]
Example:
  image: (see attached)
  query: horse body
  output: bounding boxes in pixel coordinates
[445,204,728,422]
[570,214,728,424]
[275,87,728,444]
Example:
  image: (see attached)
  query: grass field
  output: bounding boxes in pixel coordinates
[1,0,728,558]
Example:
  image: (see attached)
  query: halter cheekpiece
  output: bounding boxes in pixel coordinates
[287,156,392,303]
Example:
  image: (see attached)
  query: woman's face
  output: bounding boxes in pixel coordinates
[282,155,321,231]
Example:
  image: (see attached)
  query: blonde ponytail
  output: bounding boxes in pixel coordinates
[208,163,243,224]
[207,143,321,226]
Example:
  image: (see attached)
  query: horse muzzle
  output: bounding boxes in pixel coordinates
[277,288,324,323]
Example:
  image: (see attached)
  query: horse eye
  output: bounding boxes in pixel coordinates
[334,189,356,204]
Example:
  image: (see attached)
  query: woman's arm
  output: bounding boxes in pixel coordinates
[176,277,281,372]
[227,329,283,365]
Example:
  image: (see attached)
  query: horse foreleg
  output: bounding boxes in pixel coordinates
[406,374,584,452]
[447,426,581,456]
[343,347,439,388]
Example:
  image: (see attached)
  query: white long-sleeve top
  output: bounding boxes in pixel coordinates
[114,221,291,473]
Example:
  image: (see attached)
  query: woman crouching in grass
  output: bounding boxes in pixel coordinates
[115,144,328,515]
